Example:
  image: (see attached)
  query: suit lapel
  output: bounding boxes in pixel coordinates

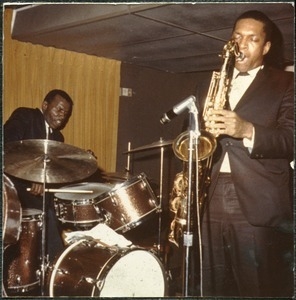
[234,68,267,111]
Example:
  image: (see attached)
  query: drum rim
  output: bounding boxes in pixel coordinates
[49,239,86,297]
[54,182,113,200]
[3,175,22,244]
[107,173,148,194]
[49,240,168,297]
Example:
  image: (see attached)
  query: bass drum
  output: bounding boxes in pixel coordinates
[48,239,168,297]
[3,174,22,246]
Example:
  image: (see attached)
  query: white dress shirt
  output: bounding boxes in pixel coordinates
[219,66,263,172]
[40,108,52,139]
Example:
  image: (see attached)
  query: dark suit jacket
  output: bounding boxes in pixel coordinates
[208,66,294,229]
[4,107,64,143]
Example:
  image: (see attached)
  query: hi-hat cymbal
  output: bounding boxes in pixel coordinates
[4,139,98,184]
[123,138,173,154]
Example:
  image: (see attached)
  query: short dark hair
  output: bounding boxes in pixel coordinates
[233,10,274,43]
[43,89,74,107]
[234,10,284,69]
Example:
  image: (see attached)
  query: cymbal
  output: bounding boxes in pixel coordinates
[102,171,133,182]
[4,139,98,184]
[123,138,173,154]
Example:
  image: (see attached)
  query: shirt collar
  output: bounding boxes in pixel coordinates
[233,65,263,78]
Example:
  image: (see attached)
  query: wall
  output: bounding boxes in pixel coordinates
[117,62,212,215]
[3,8,121,175]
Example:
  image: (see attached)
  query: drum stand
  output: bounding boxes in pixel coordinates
[40,153,50,296]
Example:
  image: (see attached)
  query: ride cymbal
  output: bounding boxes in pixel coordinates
[4,139,98,184]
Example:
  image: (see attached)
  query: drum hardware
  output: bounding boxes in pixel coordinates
[102,142,133,184]
[123,138,173,154]
[4,139,98,296]
[123,138,173,257]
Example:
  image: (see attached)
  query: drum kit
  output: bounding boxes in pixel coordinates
[3,138,173,297]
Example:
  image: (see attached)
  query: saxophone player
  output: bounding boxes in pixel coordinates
[201,10,294,297]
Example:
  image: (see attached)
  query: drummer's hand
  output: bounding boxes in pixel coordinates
[29,183,44,196]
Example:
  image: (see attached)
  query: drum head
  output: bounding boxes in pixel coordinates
[55,182,113,200]
[98,249,166,297]
[22,208,42,218]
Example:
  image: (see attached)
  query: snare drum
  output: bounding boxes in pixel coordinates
[97,173,159,233]
[54,182,112,229]
[48,239,167,297]
[4,208,42,294]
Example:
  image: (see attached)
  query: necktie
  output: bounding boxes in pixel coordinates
[225,72,249,109]
[46,125,52,140]
[236,72,249,77]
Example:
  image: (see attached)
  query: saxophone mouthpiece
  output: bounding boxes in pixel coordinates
[236,52,245,61]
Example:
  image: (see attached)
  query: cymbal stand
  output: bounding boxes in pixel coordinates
[125,142,131,173]
[157,138,165,257]
[182,102,200,297]
[40,142,50,295]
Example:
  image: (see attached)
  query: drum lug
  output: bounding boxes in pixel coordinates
[15,275,21,285]
[110,194,118,206]
[81,276,97,285]
[93,204,101,214]
[36,269,41,280]
[55,201,66,220]
[140,181,147,189]
[57,268,70,275]
[101,209,112,226]
[120,213,127,224]
[149,198,157,207]
[37,220,43,228]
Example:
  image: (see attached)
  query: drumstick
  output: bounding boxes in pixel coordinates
[26,188,93,194]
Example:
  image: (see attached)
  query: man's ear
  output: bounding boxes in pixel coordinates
[263,41,271,56]
[41,101,48,112]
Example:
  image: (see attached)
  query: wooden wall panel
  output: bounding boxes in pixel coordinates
[3,9,121,173]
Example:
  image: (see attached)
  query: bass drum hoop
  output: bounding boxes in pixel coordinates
[49,239,167,297]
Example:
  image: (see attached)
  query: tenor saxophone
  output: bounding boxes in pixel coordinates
[169,40,242,247]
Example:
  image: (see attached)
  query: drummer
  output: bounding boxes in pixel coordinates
[4,89,74,262]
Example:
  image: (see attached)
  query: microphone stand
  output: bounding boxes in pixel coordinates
[157,138,165,257]
[182,102,200,297]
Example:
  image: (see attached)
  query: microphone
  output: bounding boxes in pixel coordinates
[160,95,196,124]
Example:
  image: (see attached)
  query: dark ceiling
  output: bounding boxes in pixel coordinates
[8,2,294,73]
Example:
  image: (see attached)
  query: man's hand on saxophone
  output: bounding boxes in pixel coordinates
[204,108,253,139]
